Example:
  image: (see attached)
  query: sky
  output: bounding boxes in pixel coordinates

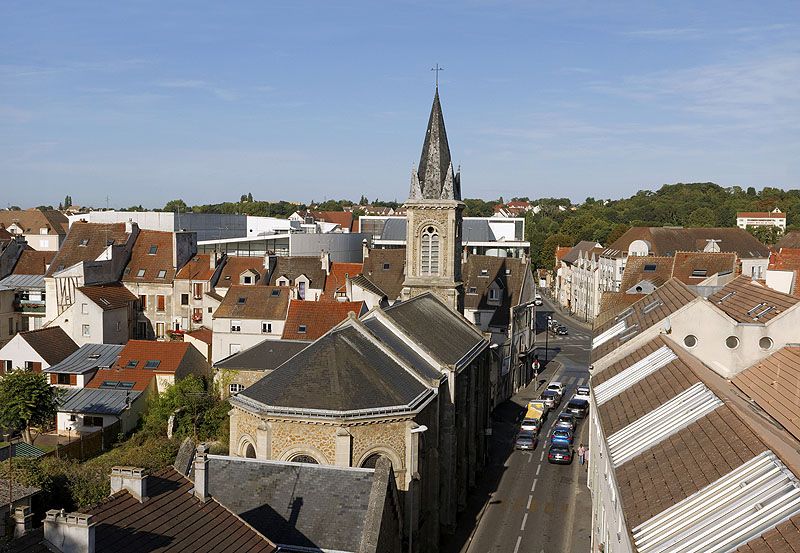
[1,1,799,208]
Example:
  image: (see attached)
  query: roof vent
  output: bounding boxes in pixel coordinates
[642,299,663,315]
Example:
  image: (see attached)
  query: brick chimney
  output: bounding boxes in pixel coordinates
[43,510,95,553]
[110,467,148,502]
[194,443,210,503]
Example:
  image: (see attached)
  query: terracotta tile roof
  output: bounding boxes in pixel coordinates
[708,275,799,324]
[595,292,640,328]
[18,327,79,366]
[733,347,800,443]
[619,256,674,291]
[362,248,406,301]
[12,249,55,275]
[555,246,572,263]
[738,211,786,218]
[603,226,770,259]
[186,326,213,345]
[281,300,364,340]
[0,209,68,236]
[46,222,132,276]
[770,248,800,271]
[323,262,363,298]
[113,339,193,374]
[78,283,137,310]
[310,210,354,231]
[122,230,177,283]
[778,232,800,250]
[670,251,737,284]
[84,467,276,552]
[737,515,800,552]
[217,256,266,288]
[175,253,216,281]
[592,278,697,362]
[85,367,155,391]
[214,285,290,320]
[266,256,327,290]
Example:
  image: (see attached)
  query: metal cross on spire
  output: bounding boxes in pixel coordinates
[431,63,444,89]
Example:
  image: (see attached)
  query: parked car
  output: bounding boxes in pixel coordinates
[573,385,590,400]
[548,444,573,464]
[541,389,561,409]
[554,412,576,433]
[515,430,538,451]
[548,318,559,330]
[556,325,569,336]
[547,381,565,396]
[550,428,574,447]
[521,418,542,433]
[565,399,590,419]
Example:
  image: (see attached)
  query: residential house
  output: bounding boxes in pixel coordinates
[492,200,533,218]
[323,261,363,300]
[1,249,55,333]
[570,244,605,321]
[266,254,328,300]
[229,293,493,552]
[44,221,139,323]
[289,209,355,232]
[112,339,211,393]
[766,246,800,297]
[778,230,800,249]
[356,247,406,305]
[43,343,124,389]
[0,209,68,251]
[211,285,291,362]
[214,254,267,297]
[736,207,787,231]
[54,283,137,346]
[184,326,212,363]
[121,230,196,339]
[7,464,278,552]
[281,300,366,341]
[556,241,602,311]
[173,252,226,331]
[213,339,308,398]
[0,326,78,374]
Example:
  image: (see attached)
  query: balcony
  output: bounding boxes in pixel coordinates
[14,301,45,314]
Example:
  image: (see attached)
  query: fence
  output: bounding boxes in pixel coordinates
[47,421,122,462]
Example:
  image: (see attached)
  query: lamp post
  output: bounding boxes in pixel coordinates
[545,315,551,364]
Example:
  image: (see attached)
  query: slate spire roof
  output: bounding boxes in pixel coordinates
[410,89,461,201]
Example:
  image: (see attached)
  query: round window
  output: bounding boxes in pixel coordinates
[725,336,740,349]
[426,226,435,233]
[759,337,773,350]
[683,335,697,348]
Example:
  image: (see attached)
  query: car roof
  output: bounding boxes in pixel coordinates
[558,412,575,418]
[549,381,563,386]
[549,445,570,451]
[553,428,572,435]
[542,390,558,396]
[567,399,589,407]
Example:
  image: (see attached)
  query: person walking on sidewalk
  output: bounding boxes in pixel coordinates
[578,443,586,465]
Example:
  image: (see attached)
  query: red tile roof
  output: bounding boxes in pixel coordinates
[46,222,132,276]
[281,300,364,340]
[323,262,363,298]
[217,256,266,287]
[175,254,216,281]
[215,285,290,320]
[12,249,55,275]
[708,275,799,324]
[310,210,354,232]
[122,230,177,283]
[86,367,155,391]
[78,283,138,310]
[670,251,737,284]
[555,246,572,263]
[113,340,192,374]
[186,326,213,345]
[737,211,786,219]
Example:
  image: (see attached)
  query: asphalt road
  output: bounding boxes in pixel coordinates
[445,293,592,553]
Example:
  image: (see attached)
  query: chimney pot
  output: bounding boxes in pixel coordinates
[109,466,148,502]
[13,506,33,538]
[43,509,95,553]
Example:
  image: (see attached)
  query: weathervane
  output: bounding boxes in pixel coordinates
[431,63,444,89]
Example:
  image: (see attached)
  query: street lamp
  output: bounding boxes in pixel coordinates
[545,315,551,364]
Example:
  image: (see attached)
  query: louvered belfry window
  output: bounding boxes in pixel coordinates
[421,226,440,276]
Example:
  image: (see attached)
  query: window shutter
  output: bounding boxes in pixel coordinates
[70,374,77,386]
[32,362,42,373]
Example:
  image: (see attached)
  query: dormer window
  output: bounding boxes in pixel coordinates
[691,269,707,278]
[480,269,489,277]
[237,296,246,304]
[489,288,499,301]
[126,360,138,368]
[148,245,158,255]
[243,276,252,284]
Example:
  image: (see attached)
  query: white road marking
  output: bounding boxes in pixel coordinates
[531,478,538,492]
[536,464,541,476]
[521,512,529,531]
[513,535,522,553]
[540,451,545,461]
[527,494,533,509]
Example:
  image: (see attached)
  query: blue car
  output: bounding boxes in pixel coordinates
[550,428,574,447]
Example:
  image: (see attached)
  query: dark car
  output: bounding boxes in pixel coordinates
[541,389,561,409]
[548,445,573,464]
[565,399,590,419]
[515,430,538,451]
[556,325,568,335]
[550,428,574,447]
[554,412,576,433]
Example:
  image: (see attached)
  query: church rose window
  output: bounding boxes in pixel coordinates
[421,226,440,276]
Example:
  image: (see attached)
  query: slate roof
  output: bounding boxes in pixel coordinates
[708,275,799,324]
[350,274,388,298]
[43,343,124,375]
[267,256,327,289]
[323,261,363,298]
[362,317,442,381]
[733,347,800,442]
[362,248,406,300]
[214,285,290,320]
[175,253,216,281]
[60,387,144,415]
[382,293,486,366]
[562,241,601,265]
[122,230,177,283]
[0,479,39,508]
[0,209,68,237]
[462,219,496,242]
[46,222,132,276]
[463,255,530,327]
[217,255,266,287]
[17,326,79,365]
[214,339,309,372]
[11,249,54,275]
[199,456,380,552]
[378,218,407,241]
[78,283,137,310]
[237,323,430,413]
[281,300,364,341]
[602,226,770,259]
[778,231,800,250]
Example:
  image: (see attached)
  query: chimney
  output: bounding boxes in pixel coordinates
[194,443,210,503]
[13,506,33,538]
[43,510,95,553]
[362,239,369,260]
[209,252,216,270]
[320,250,331,275]
[109,467,148,502]
[125,218,133,234]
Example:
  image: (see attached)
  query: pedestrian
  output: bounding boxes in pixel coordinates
[578,443,586,465]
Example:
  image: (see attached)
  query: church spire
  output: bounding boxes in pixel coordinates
[412,89,460,201]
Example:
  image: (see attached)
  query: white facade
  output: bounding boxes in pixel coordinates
[571,250,602,321]
[211,317,286,363]
[0,333,49,372]
[50,289,130,346]
[736,209,787,231]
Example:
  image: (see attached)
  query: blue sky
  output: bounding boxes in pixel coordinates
[1,1,799,208]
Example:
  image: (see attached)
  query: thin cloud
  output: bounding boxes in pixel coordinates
[156,79,238,100]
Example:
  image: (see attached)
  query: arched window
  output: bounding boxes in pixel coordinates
[360,453,389,469]
[421,226,440,276]
[244,443,256,458]
[289,454,319,464]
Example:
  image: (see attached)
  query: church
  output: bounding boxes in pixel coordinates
[227,88,495,552]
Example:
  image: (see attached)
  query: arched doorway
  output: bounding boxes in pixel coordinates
[244,443,256,458]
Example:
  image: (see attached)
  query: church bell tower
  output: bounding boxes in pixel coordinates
[401,87,464,312]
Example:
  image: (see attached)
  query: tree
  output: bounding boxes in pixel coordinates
[63,195,72,209]
[747,225,783,246]
[359,195,369,205]
[605,223,630,245]
[143,375,228,441]
[687,207,717,228]
[247,192,253,202]
[0,371,60,444]
[540,232,576,271]
[163,199,189,213]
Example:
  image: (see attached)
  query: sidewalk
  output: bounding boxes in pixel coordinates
[541,289,594,331]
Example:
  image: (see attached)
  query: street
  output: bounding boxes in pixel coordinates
[445,293,592,553]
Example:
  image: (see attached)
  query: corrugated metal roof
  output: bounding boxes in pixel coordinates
[607,382,723,467]
[44,343,124,374]
[594,345,678,405]
[633,451,800,553]
[0,274,45,289]
[59,387,141,415]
